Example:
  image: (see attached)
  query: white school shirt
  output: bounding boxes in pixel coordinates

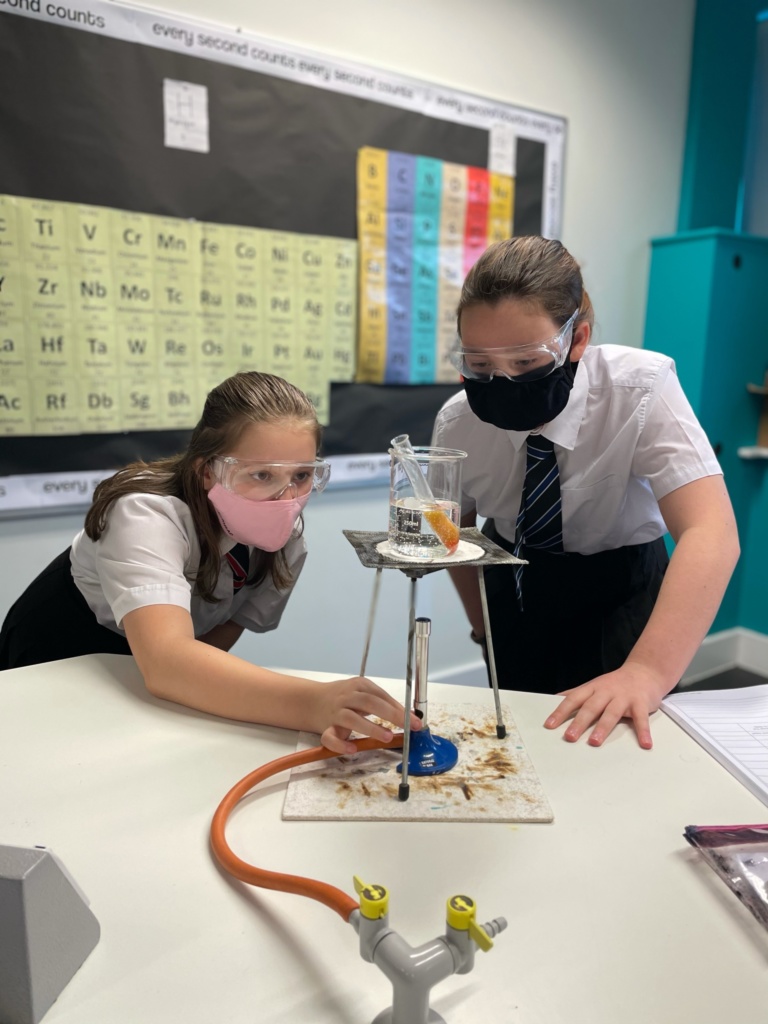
[70,492,307,636]
[432,344,723,555]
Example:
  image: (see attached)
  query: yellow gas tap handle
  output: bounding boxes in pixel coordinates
[468,918,494,952]
[353,875,389,919]
[446,894,494,951]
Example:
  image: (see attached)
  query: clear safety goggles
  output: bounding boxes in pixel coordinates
[211,456,331,500]
[450,309,579,383]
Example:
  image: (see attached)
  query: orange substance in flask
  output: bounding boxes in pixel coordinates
[423,506,461,554]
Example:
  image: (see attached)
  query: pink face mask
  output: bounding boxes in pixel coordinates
[207,484,310,551]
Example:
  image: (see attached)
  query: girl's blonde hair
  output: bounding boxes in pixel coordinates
[458,236,595,333]
[85,372,321,600]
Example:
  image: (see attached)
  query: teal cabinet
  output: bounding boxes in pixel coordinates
[644,228,768,633]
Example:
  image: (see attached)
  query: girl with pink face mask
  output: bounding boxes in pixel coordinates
[0,371,418,754]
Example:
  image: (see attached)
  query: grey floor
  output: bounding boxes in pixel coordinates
[674,667,768,693]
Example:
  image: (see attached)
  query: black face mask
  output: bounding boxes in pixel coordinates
[464,361,578,431]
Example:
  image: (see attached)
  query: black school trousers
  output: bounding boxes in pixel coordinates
[0,548,131,670]
[481,519,669,694]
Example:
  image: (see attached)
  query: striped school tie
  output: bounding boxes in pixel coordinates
[513,435,563,606]
[225,543,250,592]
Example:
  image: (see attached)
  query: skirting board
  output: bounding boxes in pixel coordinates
[679,627,768,685]
[430,629,768,689]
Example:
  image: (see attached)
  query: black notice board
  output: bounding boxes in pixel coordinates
[0,7,552,479]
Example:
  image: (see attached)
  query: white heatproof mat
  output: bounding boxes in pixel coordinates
[282,703,553,823]
[375,539,485,564]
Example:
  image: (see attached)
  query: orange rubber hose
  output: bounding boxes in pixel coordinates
[210,734,404,921]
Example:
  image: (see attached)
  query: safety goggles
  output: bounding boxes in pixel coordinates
[211,456,331,500]
[450,309,579,383]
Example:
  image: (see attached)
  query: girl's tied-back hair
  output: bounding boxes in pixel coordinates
[85,372,321,601]
[457,236,595,334]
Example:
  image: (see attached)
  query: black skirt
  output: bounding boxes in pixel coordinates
[480,519,670,694]
[0,548,132,670]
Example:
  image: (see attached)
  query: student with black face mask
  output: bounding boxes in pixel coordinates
[433,236,739,750]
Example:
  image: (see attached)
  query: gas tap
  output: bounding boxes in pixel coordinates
[351,875,507,1024]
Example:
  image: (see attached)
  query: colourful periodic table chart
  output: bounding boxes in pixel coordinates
[356,147,514,385]
[0,194,357,435]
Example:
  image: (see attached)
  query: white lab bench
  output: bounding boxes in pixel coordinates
[2,653,767,1023]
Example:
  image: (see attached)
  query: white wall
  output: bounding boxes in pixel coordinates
[0,0,696,681]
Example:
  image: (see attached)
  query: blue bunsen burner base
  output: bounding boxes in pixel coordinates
[397,727,459,776]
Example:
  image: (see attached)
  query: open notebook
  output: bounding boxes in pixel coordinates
[662,684,768,807]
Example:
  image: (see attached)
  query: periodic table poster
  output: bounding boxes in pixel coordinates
[0,194,356,434]
[356,148,514,384]
[0,1,566,513]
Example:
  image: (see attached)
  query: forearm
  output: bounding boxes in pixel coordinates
[543,478,739,750]
[124,606,328,732]
[625,526,739,694]
[123,604,414,753]
[144,638,329,732]
[196,619,245,651]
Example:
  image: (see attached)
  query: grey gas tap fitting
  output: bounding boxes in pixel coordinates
[351,877,507,1024]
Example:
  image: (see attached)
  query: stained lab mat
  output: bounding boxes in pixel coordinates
[282,703,553,823]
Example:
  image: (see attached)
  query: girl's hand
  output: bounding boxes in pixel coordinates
[543,664,671,749]
[315,676,422,755]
